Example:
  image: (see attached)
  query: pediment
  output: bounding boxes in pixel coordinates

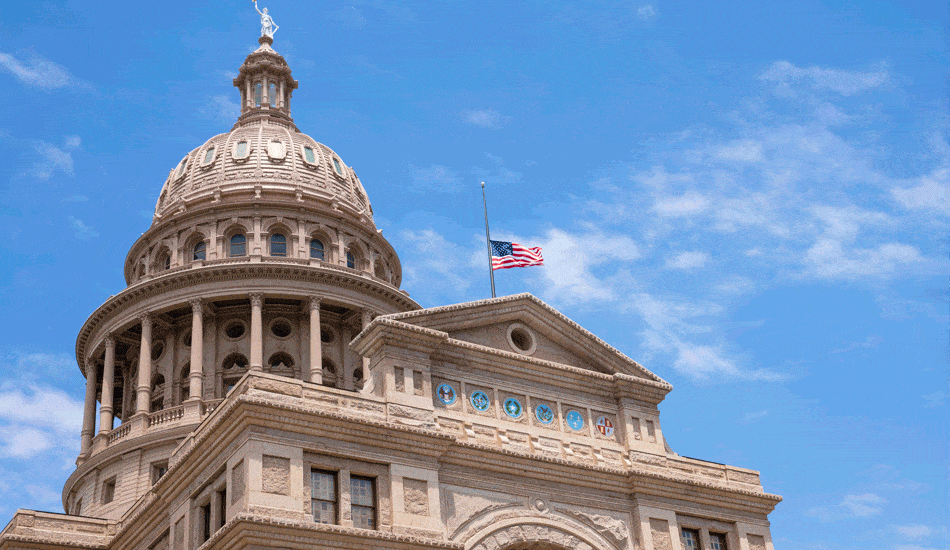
[385,293,666,383]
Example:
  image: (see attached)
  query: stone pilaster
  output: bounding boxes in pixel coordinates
[249,294,263,371]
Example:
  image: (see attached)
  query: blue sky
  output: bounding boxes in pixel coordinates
[0,1,945,548]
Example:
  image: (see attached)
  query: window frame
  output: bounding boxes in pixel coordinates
[102,477,117,505]
[349,475,376,530]
[193,240,206,261]
[309,237,325,260]
[229,234,247,257]
[269,232,288,257]
[310,469,338,525]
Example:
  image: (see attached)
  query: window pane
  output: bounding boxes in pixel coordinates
[203,147,215,164]
[254,82,262,106]
[350,477,374,507]
[311,471,335,501]
[310,239,324,260]
[230,235,246,257]
[304,147,315,163]
[193,241,206,260]
[236,141,248,157]
[346,252,355,269]
[710,533,727,550]
[270,234,287,256]
[351,505,375,529]
[268,82,276,104]
[681,529,700,550]
[313,500,336,524]
[333,158,343,174]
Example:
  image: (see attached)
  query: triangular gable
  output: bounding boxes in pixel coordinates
[384,293,668,384]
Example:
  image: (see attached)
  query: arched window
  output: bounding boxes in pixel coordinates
[222,353,249,395]
[267,352,295,376]
[268,82,277,105]
[179,364,190,403]
[230,234,246,257]
[270,233,287,256]
[322,359,338,388]
[346,251,355,269]
[193,241,206,261]
[254,82,262,107]
[310,238,325,260]
[150,374,166,413]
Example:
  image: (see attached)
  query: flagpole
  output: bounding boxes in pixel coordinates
[481,182,497,298]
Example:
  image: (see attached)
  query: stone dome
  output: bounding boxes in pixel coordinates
[153,128,373,223]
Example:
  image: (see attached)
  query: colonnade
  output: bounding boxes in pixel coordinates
[77,295,374,461]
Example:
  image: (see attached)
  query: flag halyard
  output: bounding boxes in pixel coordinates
[490,240,544,270]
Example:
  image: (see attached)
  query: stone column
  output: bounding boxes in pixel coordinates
[249,294,264,371]
[308,297,322,384]
[245,80,251,108]
[79,359,98,459]
[98,336,116,434]
[136,314,153,415]
[262,75,269,105]
[278,80,285,110]
[359,310,373,389]
[189,299,204,400]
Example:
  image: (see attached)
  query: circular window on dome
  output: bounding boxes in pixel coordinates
[181,330,192,348]
[271,319,292,339]
[300,145,318,167]
[320,325,334,343]
[233,140,251,161]
[200,146,216,168]
[224,320,246,340]
[506,323,537,356]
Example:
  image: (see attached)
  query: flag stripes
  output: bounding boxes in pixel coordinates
[490,240,544,270]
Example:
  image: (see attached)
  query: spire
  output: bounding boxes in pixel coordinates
[232,35,299,131]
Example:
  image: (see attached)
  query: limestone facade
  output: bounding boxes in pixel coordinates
[0,33,779,550]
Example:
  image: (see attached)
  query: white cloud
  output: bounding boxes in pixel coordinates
[0,385,84,434]
[920,391,944,409]
[464,109,511,128]
[397,229,479,303]
[408,164,462,193]
[204,95,239,123]
[0,427,54,459]
[802,239,925,281]
[807,492,886,522]
[637,5,657,19]
[716,139,763,163]
[760,60,888,96]
[0,50,89,90]
[654,192,708,216]
[739,410,769,423]
[892,524,933,539]
[892,168,949,212]
[68,216,98,241]
[666,251,708,270]
[31,136,80,180]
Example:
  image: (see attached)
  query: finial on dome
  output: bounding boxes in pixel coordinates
[253,1,279,39]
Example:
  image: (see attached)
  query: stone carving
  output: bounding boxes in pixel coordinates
[403,479,429,515]
[560,509,629,548]
[253,1,279,37]
[650,518,672,550]
[469,524,599,550]
[388,404,434,427]
[445,491,513,538]
[267,140,286,160]
[748,534,766,550]
[262,455,290,495]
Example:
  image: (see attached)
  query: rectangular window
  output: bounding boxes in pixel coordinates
[303,147,315,164]
[709,533,727,550]
[151,461,169,485]
[680,529,701,550]
[200,503,212,543]
[102,478,116,504]
[350,476,376,530]
[218,488,228,527]
[311,470,337,524]
[254,82,262,107]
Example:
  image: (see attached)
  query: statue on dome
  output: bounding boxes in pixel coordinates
[253,1,279,38]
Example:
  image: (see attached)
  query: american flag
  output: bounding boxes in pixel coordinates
[490,240,544,270]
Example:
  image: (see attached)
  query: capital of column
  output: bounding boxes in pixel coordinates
[309,296,322,311]
[249,293,264,308]
[104,334,116,350]
[85,359,97,377]
[138,313,152,330]
[190,297,203,314]
[361,309,374,327]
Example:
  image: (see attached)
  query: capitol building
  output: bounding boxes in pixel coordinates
[0,28,780,550]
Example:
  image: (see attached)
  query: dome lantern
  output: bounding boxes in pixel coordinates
[232,35,299,131]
